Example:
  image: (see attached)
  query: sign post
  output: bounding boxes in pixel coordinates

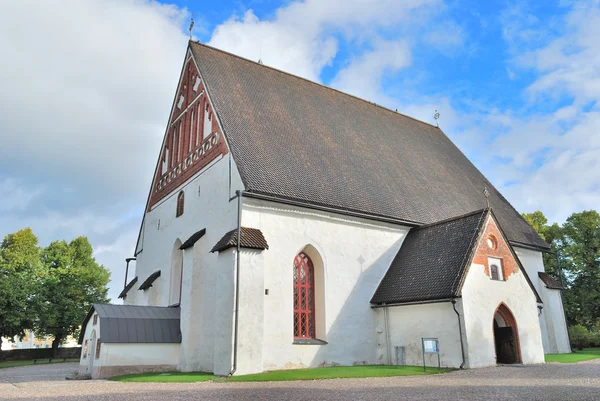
[421,338,440,373]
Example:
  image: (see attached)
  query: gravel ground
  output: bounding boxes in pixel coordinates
[1,359,599,401]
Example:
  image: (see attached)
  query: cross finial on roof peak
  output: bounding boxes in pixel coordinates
[189,17,194,40]
[483,186,490,208]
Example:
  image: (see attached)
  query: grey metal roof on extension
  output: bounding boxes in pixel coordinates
[371,209,488,305]
[189,41,548,250]
[211,227,269,253]
[78,304,181,344]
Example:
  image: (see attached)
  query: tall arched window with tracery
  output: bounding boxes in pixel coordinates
[176,191,184,217]
[293,252,315,338]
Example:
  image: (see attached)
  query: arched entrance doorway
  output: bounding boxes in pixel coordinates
[493,303,522,364]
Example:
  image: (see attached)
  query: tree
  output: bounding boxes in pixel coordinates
[522,210,600,329]
[0,228,41,349]
[33,236,110,355]
[522,211,563,277]
[560,211,600,329]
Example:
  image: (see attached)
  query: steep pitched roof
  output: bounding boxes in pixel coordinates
[371,210,488,305]
[210,227,269,253]
[189,41,548,250]
[79,304,181,344]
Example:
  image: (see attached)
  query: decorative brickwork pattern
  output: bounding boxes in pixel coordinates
[148,53,228,209]
[473,216,519,280]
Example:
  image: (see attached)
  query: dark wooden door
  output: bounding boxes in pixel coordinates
[495,327,517,364]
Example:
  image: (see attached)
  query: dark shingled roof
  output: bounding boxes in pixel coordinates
[189,41,548,250]
[138,270,161,291]
[79,304,181,344]
[180,228,206,250]
[371,210,488,305]
[211,227,269,253]
[538,272,565,290]
[118,276,138,299]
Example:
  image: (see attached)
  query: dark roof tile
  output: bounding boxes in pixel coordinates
[210,227,269,253]
[118,276,138,299]
[371,210,488,304]
[538,272,565,290]
[190,41,548,250]
[138,270,161,291]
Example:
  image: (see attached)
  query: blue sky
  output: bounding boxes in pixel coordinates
[1,0,599,301]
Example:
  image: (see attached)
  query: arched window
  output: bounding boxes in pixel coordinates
[176,191,184,217]
[491,264,499,280]
[293,252,315,338]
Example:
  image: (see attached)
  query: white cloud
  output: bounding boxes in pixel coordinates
[332,40,412,102]
[0,0,189,299]
[0,0,190,200]
[208,0,440,81]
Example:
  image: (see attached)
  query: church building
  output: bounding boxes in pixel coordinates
[78,41,570,379]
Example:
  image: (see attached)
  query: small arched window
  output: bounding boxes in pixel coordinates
[491,264,500,280]
[176,191,184,217]
[293,252,315,339]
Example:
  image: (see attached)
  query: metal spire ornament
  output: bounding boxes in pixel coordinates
[434,110,440,127]
[189,17,194,40]
[483,186,490,208]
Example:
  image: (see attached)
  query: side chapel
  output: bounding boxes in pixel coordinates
[78,41,570,379]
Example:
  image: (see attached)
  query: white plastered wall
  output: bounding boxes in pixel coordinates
[130,152,244,373]
[514,248,570,354]
[377,301,466,368]
[241,198,409,371]
[461,256,545,367]
[78,311,100,376]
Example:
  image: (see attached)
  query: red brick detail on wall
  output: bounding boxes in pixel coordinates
[472,216,519,280]
[148,55,228,210]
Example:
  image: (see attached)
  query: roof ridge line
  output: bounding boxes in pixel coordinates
[414,208,489,231]
[188,40,439,130]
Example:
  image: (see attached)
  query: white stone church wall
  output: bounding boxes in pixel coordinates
[241,198,409,372]
[461,260,545,367]
[378,302,465,368]
[130,152,245,373]
[514,248,570,354]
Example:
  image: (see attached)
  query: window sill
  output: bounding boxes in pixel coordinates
[293,338,327,345]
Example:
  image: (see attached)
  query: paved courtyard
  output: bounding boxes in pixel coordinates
[1,360,599,400]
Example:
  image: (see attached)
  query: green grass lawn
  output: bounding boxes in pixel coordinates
[111,365,450,383]
[545,348,600,363]
[0,358,79,369]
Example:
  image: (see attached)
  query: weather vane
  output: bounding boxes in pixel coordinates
[483,186,490,208]
[434,110,440,127]
[189,17,194,40]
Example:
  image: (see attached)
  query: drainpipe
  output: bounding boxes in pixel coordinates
[451,299,466,369]
[229,190,243,376]
[383,306,392,365]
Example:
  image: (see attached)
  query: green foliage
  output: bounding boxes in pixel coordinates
[545,348,600,363]
[0,228,41,344]
[569,324,592,350]
[522,210,600,329]
[33,236,110,352]
[0,228,110,353]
